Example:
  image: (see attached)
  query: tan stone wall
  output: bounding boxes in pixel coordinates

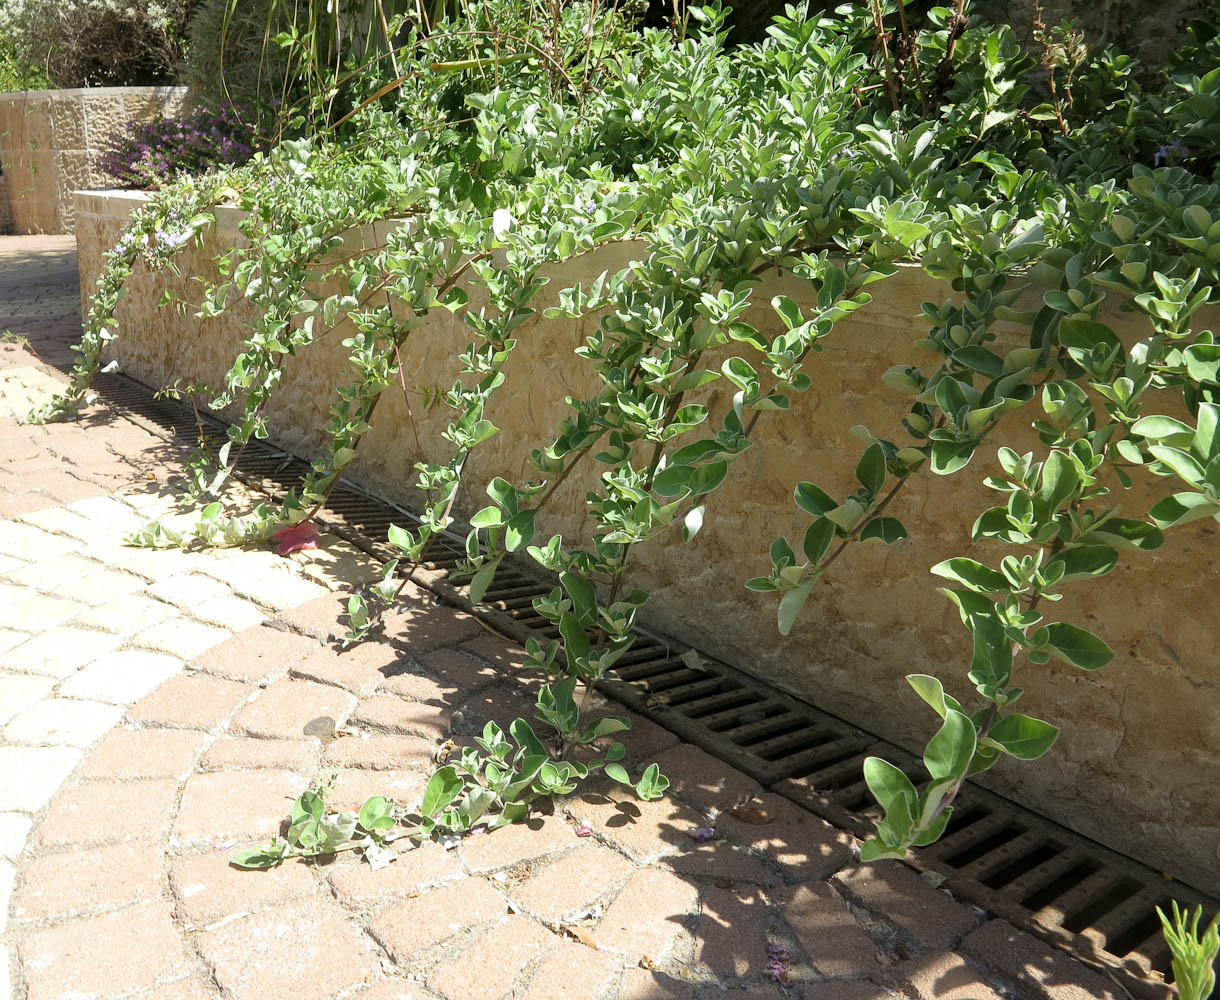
[75,190,1220,895]
[0,87,187,235]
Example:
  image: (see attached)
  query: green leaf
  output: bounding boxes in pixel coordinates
[560,571,597,624]
[931,558,1009,593]
[777,577,814,636]
[859,517,906,544]
[386,523,416,553]
[907,674,964,719]
[930,439,976,475]
[470,506,503,529]
[230,841,288,869]
[358,796,394,832]
[1131,414,1194,443]
[802,518,834,564]
[856,443,886,493]
[1044,622,1114,670]
[794,481,836,516]
[468,560,499,604]
[923,708,977,782]
[559,611,591,663]
[504,509,537,551]
[862,756,917,842]
[420,766,464,819]
[1046,546,1118,582]
[605,762,631,784]
[1038,451,1079,515]
[682,504,705,543]
[985,714,1059,760]
[1149,492,1220,528]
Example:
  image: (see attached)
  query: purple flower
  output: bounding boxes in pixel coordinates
[687,825,715,843]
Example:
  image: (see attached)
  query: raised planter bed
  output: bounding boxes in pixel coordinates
[75,188,1220,896]
[0,87,186,234]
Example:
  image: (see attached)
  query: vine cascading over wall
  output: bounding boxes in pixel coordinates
[34,2,1220,864]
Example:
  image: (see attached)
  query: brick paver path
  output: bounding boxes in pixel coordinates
[0,236,1127,1000]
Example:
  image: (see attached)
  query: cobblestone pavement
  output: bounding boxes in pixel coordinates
[0,236,1127,1000]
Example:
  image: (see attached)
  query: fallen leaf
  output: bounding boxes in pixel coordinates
[564,925,598,949]
[272,521,320,555]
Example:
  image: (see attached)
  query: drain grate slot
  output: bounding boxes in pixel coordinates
[86,369,1218,1000]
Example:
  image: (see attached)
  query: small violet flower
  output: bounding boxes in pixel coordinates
[687,825,716,843]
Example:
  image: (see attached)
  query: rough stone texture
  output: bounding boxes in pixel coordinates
[127,671,252,729]
[776,881,883,978]
[326,841,464,908]
[693,885,772,978]
[510,843,635,924]
[200,736,319,772]
[58,648,185,703]
[896,952,1006,1000]
[0,87,186,234]
[5,697,124,747]
[35,777,180,848]
[831,862,980,952]
[0,745,81,811]
[172,769,308,844]
[75,190,1220,889]
[231,678,356,740]
[520,939,620,1000]
[959,920,1124,1000]
[18,902,189,1000]
[426,916,553,1000]
[77,726,207,780]
[716,793,854,882]
[190,625,317,682]
[458,814,579,874]
[562,782,705,863]
[592,868,699,962]
[169,850,318,926]
[370,878,508,961]
[15,841,165,920]
[195,898,381,1000]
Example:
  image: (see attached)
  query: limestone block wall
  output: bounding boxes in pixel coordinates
[0,87,186,234]
[75,190,1220,896]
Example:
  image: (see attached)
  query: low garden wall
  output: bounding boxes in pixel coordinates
[0,87,186,234]
[75,189,1220,895]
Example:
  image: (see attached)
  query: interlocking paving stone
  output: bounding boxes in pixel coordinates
[775,880,883,978]
[172,770,309,844]
[0,745,82,811]
[0,625,118,677]
[14,841,165,920]
[519,939,621,1000]
[231,678,357,740]
[190,626,317,682]
[370,878,509,961]
[458,813,580,874]
[0,812,32,859]
[169,850,318,926]
[5,697,125,747]
[77,726,207,780]
[510,843,635,925]
[832,861,980,952]
[58,648,184,703]
[127,671,252,729]
[693,885,772,978]
[592,868,700,962]
[35,778,180,849]
[426,915,554,1000]
[195,897,382,1000]
[327,841,464,908]
[18,902,190,1000]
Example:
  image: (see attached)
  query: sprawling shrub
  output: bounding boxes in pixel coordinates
[0,0,194,87]
[96,101,265,188]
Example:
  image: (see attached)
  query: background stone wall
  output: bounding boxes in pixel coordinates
[0,87,186,234]
[76,190,1220,896]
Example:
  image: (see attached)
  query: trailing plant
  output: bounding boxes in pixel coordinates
[231,788,400,869]
[34,0,1220,870]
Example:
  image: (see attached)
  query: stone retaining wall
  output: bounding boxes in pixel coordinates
[75,189,1220,895]
[0,87,186,234]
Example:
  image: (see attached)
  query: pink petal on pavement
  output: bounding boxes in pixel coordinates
[272,521,320,556]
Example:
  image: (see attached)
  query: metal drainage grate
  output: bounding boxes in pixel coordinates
[92,371,1215,1000]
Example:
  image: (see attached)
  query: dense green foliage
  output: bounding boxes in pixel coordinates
[34,0,1220,864]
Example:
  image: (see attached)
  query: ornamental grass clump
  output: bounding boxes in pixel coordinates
[96,102,267,190]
